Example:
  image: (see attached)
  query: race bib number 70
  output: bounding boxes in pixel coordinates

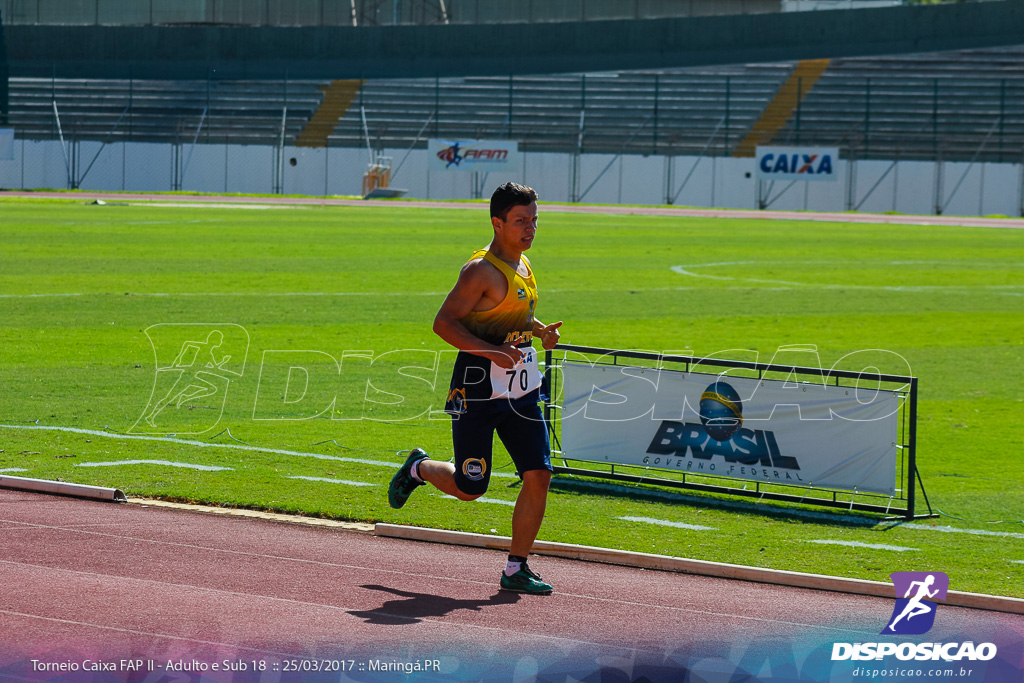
[489,346,542,400]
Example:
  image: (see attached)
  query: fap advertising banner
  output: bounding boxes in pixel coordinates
[561,362,900,495]
[428,139,518,172]
[756,146,838,182]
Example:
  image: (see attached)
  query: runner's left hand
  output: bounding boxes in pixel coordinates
[538,321,562,350]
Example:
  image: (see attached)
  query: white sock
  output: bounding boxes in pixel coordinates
[410,458,424,483]
[504,555,526,577]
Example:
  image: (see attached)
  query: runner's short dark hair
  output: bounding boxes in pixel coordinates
[490,182,538,220]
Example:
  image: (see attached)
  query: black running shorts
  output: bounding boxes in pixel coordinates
[451,400,552,496]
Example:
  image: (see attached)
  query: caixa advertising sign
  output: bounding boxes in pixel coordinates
[755,146,838,182]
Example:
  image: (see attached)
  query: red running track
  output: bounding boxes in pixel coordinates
[1,488,1022,682]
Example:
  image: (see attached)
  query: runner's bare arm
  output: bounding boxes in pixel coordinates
[434,260,523,370]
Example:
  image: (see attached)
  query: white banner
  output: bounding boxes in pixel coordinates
[561,363,900,495]
[756,146,838,182]
[0,129,13,161]
[428,139,519,172]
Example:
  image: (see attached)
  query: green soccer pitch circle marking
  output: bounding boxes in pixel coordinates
[670,262,1024,291]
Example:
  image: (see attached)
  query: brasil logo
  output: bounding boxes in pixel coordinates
[698,380,743,441]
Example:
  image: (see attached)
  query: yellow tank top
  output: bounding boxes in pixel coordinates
[459,250,538,347]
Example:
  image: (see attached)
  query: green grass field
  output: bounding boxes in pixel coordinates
[1,196,1022,597]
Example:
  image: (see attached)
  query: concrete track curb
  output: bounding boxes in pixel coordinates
[1,474,126,502]
[374,523,1024,616]
[126,498,375,531]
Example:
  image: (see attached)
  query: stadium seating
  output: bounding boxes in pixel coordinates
[774,47,1024,162]
[7,46,1024,162]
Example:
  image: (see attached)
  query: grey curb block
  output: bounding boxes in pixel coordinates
[0,474,126,502]
[374,523,1024,616]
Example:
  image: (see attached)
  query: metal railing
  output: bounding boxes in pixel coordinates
[10,64,1024,164]
[6,0,993,26]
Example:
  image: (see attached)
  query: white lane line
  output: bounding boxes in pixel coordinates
[0,546,875,638]
[618,516,716,531]
[806,540,918,552]
[286,475,375,487]
[0,607,307,660]
[0,561,666,655]
[75,460,233,471]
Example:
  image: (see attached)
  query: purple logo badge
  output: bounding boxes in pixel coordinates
[883,572,949,635]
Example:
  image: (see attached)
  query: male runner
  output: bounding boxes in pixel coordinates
[387,182,562,595]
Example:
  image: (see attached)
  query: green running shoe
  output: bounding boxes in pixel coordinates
[388,448,428,509]
[500,566,554,595]
[521,560,545,582]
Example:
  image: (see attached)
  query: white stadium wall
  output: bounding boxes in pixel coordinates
[2,139,1022,217]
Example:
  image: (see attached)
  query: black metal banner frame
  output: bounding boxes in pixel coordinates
[543,344,935,520]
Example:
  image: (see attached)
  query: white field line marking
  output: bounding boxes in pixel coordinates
[11,279,1023,300]
[559,478,1024,540]
[7,426,1020,541]
[438,494,516,507]
[0,286,690,299]
[0,424,401,469]
[75,459,233,471]
[902,524,1024,540]
[559,478,864,523]
[671,263,1024,292]
[0,291,445,298]
[0,468,29,473]
[805,539,918,552]
[1011,560,1024,564]
[286,475,375,487]
[126,202,298,210]
[0,423,520,480]
[617,515,716,531]
[476,497,516,506]
[671,263,808,287]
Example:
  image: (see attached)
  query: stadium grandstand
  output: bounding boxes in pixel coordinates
[2,0,1023,209]
[7,50,1024,162]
